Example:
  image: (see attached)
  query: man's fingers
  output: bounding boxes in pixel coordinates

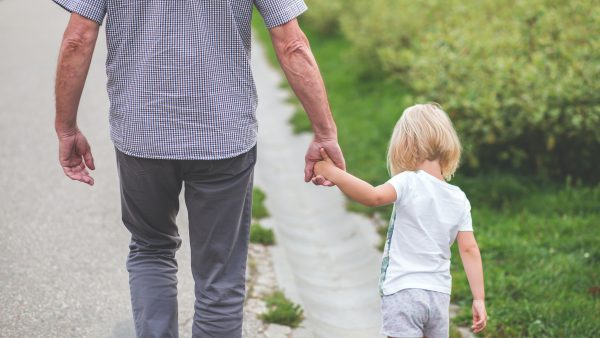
[63,165,94,186]
[84,151,95,170]
[304,161,314,182]
[326,145,346,170]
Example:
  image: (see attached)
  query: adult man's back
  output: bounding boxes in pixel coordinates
[53,0,345,337]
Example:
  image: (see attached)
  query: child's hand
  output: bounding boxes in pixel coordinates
[471,299,487,333]
[313,148,337,179]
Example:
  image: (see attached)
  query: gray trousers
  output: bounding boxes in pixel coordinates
[115,146,256,338]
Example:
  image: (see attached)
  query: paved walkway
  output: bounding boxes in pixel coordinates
[0,1,195,337]
[251,34,383,338]
[0,0,383,337]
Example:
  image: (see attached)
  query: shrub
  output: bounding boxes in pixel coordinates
[301,0,344,35]
[252,187,269,219]
[340,0,600,182]
[250,223,276,245]
[261,291,304,328]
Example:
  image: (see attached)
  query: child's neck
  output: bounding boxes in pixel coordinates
[417,160,444,181]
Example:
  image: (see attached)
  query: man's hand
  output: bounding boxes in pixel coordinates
[305,138,345,186]
[58,129,95,186]
[471,299,487,333]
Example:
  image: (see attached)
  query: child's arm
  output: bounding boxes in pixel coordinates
[314,149,396,207]
[457,231,487,334]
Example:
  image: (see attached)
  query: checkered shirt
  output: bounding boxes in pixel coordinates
[53,0,307,159]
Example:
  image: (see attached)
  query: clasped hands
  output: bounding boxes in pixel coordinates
[305,138,344,186]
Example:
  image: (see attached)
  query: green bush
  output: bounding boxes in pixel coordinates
[250,223,276,245]
[301,0,345,35]
[340,0,600,182]
[261,291,304,328]
[252,187,269,220]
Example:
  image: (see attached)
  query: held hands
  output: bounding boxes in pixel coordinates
[313,148,337,181]
[305,138,345,186]
[57,129,95,186]
[472,299,487,333]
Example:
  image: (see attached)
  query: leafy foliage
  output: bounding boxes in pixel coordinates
[340,0,600,181]
[250,223,276,245]
[261,291,304,328]
[301,0,344,35]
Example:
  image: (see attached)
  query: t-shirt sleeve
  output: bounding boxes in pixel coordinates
[52,0,107,25]
[254,0,308,29]
[459,197,473,232]
[386,172,411,204]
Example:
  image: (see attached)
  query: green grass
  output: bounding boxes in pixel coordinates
[252,187,269,220]
[450,182,600,337]
[250,223,276,245]
[261,291,304,328]
[252,13,600,338]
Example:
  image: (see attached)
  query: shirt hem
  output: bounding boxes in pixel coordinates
[382,283,451,296]
[112,140,258,161]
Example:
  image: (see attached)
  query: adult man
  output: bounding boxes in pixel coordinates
[53,0,345,337]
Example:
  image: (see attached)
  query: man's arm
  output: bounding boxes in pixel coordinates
[268,19,345,184]
[55,13,100,186]
[457,231,487,333]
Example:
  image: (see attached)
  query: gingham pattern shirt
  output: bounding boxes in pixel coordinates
[53,0,308,159]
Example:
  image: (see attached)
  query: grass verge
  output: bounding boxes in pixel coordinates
[250,223,276,245]
[261,291,304,328]
[252,187,270,220]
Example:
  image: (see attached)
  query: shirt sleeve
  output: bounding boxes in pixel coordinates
[254,0,308,29]
[459,197,473,232]
[52,0,107,25]
[386,172,411,204]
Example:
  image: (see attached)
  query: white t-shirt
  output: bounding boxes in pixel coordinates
[379,170,472,296]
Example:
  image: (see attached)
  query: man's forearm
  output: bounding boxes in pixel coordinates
[271,21,336,140]
[55,14,99,136]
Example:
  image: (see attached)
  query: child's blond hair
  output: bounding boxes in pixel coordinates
[387,103,461,180]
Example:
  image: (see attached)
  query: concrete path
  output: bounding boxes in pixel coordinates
[251,34,384,338]
[1,1,195,336]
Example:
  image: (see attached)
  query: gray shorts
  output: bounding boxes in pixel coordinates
[381,288,451,338]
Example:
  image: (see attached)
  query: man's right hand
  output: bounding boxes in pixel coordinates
[58,129,95,186]
[305,138,345,186]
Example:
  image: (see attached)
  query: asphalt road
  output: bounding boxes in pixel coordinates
[0,1,196,337]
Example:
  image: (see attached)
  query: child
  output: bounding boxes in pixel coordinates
[314,103,486,338]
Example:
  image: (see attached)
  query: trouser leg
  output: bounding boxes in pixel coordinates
[115,149,183,338]
[183,147,256,338]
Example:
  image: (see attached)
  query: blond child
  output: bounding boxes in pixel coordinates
[314,103,486,338]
